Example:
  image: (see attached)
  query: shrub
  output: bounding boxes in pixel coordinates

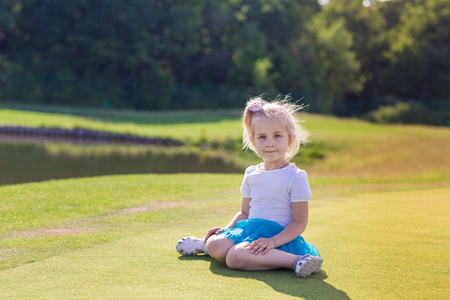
[366,102,449,126]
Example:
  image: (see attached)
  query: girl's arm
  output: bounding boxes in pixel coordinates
[204,197,250,241]
[247,202,308,255]
[224,197,251,228]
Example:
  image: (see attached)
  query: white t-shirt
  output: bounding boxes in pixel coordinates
[240,163,311,227]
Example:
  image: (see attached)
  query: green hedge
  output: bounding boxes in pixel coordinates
[365,102,449,126]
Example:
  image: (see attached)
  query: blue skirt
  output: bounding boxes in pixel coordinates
[220,218,321,257]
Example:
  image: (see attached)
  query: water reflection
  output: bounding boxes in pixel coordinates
[0,138,247,186]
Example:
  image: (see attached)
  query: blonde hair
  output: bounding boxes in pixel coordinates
[242,95,309,160]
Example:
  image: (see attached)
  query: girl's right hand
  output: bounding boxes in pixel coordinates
[204,227,225,242]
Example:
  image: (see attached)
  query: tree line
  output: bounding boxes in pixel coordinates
[0,0,449,120]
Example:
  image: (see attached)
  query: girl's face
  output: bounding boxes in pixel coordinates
[252,118,291,168]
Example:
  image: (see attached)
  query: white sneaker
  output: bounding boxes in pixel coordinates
[176,237,209,256]
[294,254,323,277]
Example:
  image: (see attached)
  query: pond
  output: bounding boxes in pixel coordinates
[0,136,249,186]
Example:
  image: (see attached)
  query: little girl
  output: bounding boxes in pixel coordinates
[176,96,322,278]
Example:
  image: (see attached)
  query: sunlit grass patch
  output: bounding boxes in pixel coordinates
[0,174,241,270]
[0,108,243,143]
[307,134,450,182]
[308,185,449,299]
[0,175,448,299]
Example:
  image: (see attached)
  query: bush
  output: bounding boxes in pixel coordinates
[366,102,449,126]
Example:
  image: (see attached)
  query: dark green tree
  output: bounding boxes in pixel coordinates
[307,16,363,113]
[317,0,389,113]
[2,0,447,114]
[383,0,450,100]
[1,0,203,109]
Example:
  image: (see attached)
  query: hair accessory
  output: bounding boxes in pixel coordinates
[249,98,263,112]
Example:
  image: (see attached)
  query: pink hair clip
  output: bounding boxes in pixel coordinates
[249,98,263,112]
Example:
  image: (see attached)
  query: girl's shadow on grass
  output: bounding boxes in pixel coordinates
[178,256,350,300]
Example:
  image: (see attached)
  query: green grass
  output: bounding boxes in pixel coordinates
[2,106,449,142]
[0,108,243,144]
[0,106,449,298]
[0,174,241,270]
[0,175,448,299]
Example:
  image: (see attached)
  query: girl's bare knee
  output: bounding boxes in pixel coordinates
[225,245,249,270]
[206,235,233,262]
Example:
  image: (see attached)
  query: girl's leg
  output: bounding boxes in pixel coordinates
[225,242,300,271]
[205,234,235,262]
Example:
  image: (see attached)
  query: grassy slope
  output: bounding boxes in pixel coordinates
[2,106,449,141]
[0,108,243,143]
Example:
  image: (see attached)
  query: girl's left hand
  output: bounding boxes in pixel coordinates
[245,238,275,255]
